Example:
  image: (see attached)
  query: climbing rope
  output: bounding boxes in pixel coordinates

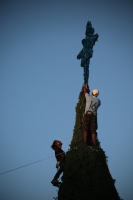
[0,151,66,176]
[0,147,99,176]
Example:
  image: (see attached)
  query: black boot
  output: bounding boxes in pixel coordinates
[51,178,61,187]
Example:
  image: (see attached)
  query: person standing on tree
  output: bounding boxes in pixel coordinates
[51,140,66,186]
[82,84,101,146]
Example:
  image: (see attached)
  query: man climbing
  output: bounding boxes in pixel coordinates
[82,84,101,146]
[51,140,66,187]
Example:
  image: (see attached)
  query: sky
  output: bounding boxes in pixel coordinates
[0,0,133,199]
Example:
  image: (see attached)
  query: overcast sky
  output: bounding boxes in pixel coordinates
[0,0,133,200]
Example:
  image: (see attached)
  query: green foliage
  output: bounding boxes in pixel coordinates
[70,86,86,149]
[58,147,120,200]
[77,21,99,83]
[58,87,122,200]
[70,85,99,149]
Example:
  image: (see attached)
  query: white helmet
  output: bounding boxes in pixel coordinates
[92,89,99,97]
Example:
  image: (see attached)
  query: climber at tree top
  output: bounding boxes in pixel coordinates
[51,140,66,187]
[82,84,101,146]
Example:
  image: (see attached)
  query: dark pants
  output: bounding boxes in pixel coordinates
[82,113,98,134]
[54,161,65,179]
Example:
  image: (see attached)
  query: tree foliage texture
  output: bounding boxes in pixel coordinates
[58,86,122,200]
[77,21,98,84]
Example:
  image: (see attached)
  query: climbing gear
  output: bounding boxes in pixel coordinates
[56,162,61,169]
[86,111,93,115]
[92,89,99,97]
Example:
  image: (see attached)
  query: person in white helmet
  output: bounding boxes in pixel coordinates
[82,84,101,146]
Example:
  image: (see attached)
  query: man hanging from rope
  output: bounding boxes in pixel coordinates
[51,140,66,187]
[82,84,101,146]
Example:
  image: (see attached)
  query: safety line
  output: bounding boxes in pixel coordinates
[0,146,98,176]
[0,152,65,176]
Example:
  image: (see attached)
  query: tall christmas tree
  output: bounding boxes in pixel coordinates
[58,21,122,200]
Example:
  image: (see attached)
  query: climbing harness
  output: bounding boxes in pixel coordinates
[56,161,61,169]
